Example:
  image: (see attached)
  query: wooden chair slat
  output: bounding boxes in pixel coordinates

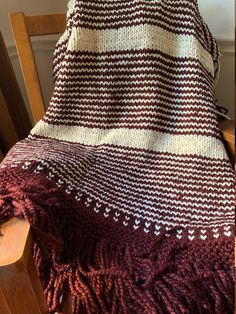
[220,120,235,144]
[0,13,67,311]
[220,120,235,164]
[9,12,45,124]
[25,14,66,36]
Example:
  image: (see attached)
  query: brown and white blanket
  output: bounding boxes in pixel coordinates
[0,0,234,313]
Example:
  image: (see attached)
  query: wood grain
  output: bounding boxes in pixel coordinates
[220,120,235,144]
[0,218,30,274]
[25,14,66,36]
[9,13,46,124]
[0,218,48,313]
[9,12,66,124]
[0,288,11,314]
[219,120,235,163]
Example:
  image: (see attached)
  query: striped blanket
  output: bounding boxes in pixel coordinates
[0,0,234,313]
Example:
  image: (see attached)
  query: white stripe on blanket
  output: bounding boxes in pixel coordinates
[67,24,214,76]
[31,120,228,159]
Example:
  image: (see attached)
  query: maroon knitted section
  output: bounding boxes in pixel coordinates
[0,161,234,313]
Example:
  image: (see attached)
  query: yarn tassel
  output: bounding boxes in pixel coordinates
[0,173,234,314]
[34,228,234,314]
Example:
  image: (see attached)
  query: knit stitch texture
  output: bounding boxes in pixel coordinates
[0,0,234,313]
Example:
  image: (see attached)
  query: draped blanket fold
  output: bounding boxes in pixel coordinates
[0,0,234,313]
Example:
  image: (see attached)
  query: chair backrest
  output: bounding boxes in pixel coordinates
[9,12,66,124]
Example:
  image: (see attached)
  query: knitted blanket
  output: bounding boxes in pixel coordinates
[0,0,234,313]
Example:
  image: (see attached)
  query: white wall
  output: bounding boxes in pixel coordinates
[199,0,234,39]
[198,0,235,119]
[0,0,235,121]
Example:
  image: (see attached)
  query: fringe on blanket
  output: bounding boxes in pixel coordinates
[0,164,234,314]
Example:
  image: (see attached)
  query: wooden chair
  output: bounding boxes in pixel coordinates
[0,219,48,314]
[219,120,235,165]
[0,12,66,314]
[0,11,235,314]
[9,12,66,124]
